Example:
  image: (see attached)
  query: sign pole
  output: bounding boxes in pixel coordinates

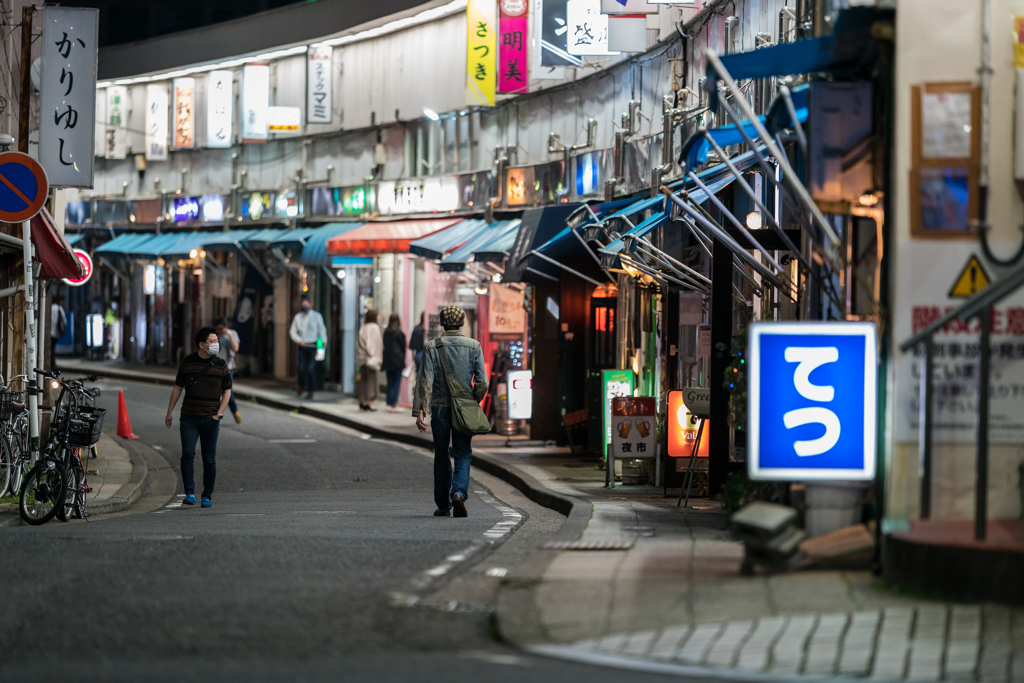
[17,6,31,153]
[22,219,39,459]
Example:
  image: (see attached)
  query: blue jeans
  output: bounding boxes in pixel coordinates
[227,370,238,414]
[385,370,402,407]
[180,413,220,499]
[297,346,317,392]
[430,405,473,511]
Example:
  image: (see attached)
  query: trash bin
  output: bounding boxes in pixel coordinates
[804,482,869,537]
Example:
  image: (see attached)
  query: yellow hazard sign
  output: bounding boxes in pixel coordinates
[948,254,991,298]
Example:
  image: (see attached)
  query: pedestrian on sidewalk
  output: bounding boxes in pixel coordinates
[289,295,328,399]
[382,313,406,413]
[164,326,233,508]
[214,317,242,423]
[413,305,487,518]
[409,311,426,372]
[50,295,67,367]
[357,309,383,411]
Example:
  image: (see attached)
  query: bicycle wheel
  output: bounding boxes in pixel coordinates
[19,460,67,525]
[0,436,11,498]
[58,454,86,522]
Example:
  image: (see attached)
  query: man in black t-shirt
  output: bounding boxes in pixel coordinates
[165,326,233,508]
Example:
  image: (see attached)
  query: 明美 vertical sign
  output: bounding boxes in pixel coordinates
[466,0,497,106]
[498,0,528,93]
[145,84,168,160]
[173,78,195,149]
[39,7,98,187]
[207,70,233,149]
[306,45,333,124]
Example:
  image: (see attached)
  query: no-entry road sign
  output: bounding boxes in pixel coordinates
[0,152,49,223]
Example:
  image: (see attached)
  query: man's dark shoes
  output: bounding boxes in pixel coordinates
[451,494,468,518]
[434,508,451,517]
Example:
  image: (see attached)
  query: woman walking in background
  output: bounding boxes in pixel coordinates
[382,314,407,413]
[357,309,383,412]
[409,311,426,373]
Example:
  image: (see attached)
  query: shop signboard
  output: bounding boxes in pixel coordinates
[93,200,130,225]
[566,0,615,56]
[310,185,369,217]
[240,191,275,221]
[201,194,225,222]
[173,78,195,149]
[602,369,635,449]
[268,106,302,133]
[134,199,161,224]
[172,196,201,223]
[573,149,612,198]
[539,0,582,67]
[507,369,532,419]
[505,166,535,206]
[667,390,710,458]
[275,190,300,217]
[306,45,333,124]
[748,321,877,481]
[489,282,525,340]
[498,0,528,94]
[456,171,492,210]
[376,177,459,216]
[242,64,270,142]
[65,201,91,226]
[61,250,93,287]
[39,7,98,187]
[105,86,128,159]
[535,160,567,204]
[145,84,169,160]
[600,0,656,13]
[207,70,233,149]
[466,0,497,106]
[611,396,656,459]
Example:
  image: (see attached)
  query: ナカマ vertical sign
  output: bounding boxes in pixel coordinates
[145,84,169,160]
[466,0,497,106]
[39,7,97,188]
[498,0,528,93]
[207,70,233,149]
[748,322,877,481]
[306,45,333,124]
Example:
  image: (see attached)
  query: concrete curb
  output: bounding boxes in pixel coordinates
[87,432,149,516]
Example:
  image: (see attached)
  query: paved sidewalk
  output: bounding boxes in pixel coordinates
[58,358,1024,681]
[0,429,144,525]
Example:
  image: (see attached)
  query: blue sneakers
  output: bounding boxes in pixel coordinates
[183,494,196,505]
[201,497,212,508]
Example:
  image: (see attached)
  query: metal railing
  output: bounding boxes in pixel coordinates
[899,258,1024,540]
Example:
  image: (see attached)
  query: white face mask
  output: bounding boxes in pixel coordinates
[207,342,220,355]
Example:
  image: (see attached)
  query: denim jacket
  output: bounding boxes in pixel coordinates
[412,330,488,415]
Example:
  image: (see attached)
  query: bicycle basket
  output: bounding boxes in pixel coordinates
[67,406,106,446]
[0,391,26,421]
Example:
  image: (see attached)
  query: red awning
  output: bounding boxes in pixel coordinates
[324,218,463,255]
[31,207,85,279]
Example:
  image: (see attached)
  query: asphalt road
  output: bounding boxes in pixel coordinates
[0,378,704,683]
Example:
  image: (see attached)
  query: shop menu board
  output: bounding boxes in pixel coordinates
[611,396,655,459]
[602,369,634,451]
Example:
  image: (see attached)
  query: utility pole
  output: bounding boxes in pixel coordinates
[18,5,30,153]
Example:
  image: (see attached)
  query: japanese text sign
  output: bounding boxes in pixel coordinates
[489,282,525,340]
[105,86,127,159]
[566,0,614,56]
[667,390,709,458]
[611,396,655,459]
[40,7,97,188]
[242,64,270,142]
[307,45,333,124]
[466,0,497,106]
[145,84,168,160]
[602,369,634,447]
[748,322,877,481]
[498,0,528,94]
[207,70,233,149]
[173,78,195,149]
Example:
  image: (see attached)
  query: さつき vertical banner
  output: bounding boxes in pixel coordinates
[498,0,528,94]
[466,0,497,106]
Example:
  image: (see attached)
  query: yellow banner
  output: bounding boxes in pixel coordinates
[1017,17,1024,67]
[466,0,496,107]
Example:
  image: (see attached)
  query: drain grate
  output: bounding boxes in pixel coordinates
[542,540,634,550]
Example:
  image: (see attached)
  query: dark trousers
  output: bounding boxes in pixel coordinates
[180,413,220,499]
[430,406,473,511]
[227,370,238,414]
[297,346,318,392]
[385,370,402,407]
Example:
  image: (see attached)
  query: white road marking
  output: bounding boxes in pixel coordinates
[485,567,508,578]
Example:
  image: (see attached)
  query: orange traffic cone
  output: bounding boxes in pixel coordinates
[117,390,139,440]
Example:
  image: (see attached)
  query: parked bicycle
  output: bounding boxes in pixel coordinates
[18,370,104,525]
[0,375,30,500]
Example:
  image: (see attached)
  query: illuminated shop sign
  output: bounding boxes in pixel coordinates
[275,190,300,218]
[172,196,201,223]
[240,192,275,221]
[201,194,225,222]
[376,177,459,216]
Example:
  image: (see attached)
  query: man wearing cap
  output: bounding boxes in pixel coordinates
[413,305,488,518]
[289,294,328,399]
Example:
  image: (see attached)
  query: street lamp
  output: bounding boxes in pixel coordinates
[423,108,440,121]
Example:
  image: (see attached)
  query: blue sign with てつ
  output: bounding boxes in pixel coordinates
[748,322,877,481]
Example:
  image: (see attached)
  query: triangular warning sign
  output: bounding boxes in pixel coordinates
[948,254,991,299]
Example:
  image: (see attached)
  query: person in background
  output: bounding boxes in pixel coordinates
[214,317,242,423]
[289,295,328,400]
[413,305,487,518]
[164,327,232,509]
[382,313,407,413]
[356,309,383,412]
[409,311,426,374]
[50,294,67,367]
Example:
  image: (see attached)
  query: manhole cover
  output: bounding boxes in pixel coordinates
[542,540,634,550]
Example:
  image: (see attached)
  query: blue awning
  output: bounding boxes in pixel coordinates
[129,233,188,258]
[66,233,85,247]
[202,230,263,252]
[472,220,522,263]
[301,222,365,266]
[269,227,319,250]
[241,227,287,248]
[408,219,488,260]
[93,232,157,256]
[438,220,520,272]
[331,256,373,267]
